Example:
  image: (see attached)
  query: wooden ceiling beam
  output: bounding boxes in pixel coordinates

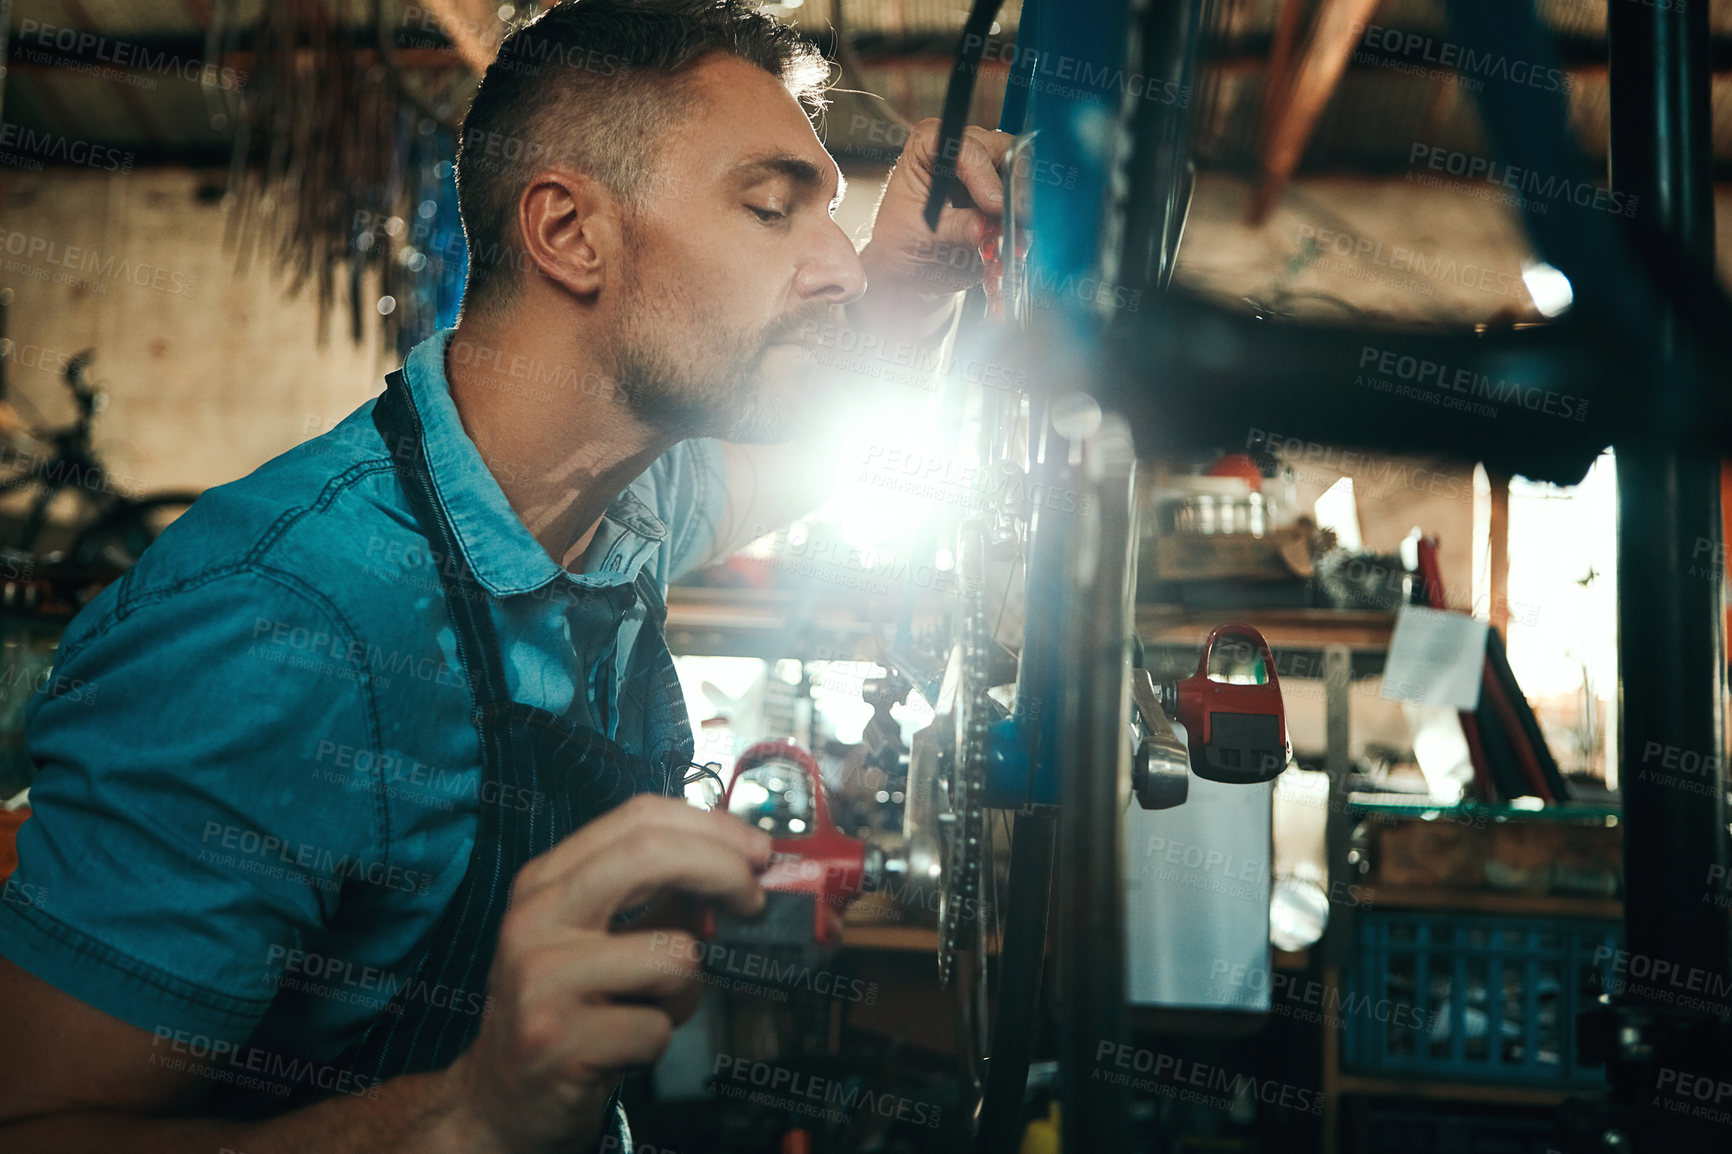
[56,0,172,148]
[4,47,473,77]
[1257,0,1305,167]
[1250,0,1384,225]
[417,0,503,75]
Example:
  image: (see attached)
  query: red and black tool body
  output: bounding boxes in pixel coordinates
[706,739,867,951]
[1171,624,1291,784]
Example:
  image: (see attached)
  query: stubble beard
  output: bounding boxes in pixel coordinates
[612,318,787,443]
[611,268,828,444]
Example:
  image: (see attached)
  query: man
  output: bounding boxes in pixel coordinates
[0,1,1009,1150]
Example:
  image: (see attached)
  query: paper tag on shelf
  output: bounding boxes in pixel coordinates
[1379,605,1488,710]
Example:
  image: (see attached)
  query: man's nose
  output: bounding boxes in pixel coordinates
[795,219,868,306]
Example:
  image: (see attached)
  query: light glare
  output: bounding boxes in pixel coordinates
[1521,260,1574,317]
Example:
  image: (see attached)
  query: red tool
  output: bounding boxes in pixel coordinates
[978,223,1006,321]
[1205,453,1264,490]
[1171,624,1291,784]
[714,739,867,948]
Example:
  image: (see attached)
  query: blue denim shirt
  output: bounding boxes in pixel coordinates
[0,329,727,1064]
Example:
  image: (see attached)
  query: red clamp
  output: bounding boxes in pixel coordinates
[720,739,867,947]
[1172,624,1291,785]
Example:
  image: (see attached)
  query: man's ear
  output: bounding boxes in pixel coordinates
[516,169,620,298]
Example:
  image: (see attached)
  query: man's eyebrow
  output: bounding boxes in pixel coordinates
[733,154,846,204]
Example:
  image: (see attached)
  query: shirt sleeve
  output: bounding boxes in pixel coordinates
[0,567,383,1045]
[644,436,729,584]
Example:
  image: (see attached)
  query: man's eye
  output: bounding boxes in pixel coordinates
[748,205,787,223]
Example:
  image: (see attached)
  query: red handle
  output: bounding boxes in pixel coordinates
[1174,624,1290,784]
[1192,623,1280,682]
[720,739,866,945]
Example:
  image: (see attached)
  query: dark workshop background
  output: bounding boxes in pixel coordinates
[1,2,1730,1154]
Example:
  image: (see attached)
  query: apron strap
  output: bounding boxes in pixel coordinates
[372,369,517,713]
[624,567,695,794]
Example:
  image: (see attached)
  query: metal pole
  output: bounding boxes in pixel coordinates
[1056,410,1135,1154]
[1608,0,1728,1003]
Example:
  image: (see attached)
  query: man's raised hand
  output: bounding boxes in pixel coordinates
[856,121,1016,321]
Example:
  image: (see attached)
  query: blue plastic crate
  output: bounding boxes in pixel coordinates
[1345,910,1622,1087]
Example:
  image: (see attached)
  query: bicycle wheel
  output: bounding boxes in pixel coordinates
[897,405,1138,1153]
[896,522,1023,1132]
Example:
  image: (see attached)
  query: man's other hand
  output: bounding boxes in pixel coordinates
[439,795,771,1154]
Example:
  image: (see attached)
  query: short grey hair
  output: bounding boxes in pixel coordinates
[454,0,831,317]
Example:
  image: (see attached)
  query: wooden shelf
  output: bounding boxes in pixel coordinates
[668,585,881,627]
[840,923,1003,954]
[1335,1073,1580,1107]
[666,589,1398,661]
[1358,885,1621,920]
[840,924,940,952]
[664,586,914,659]
[839,926,1305,974]
[1137,605,1396,651]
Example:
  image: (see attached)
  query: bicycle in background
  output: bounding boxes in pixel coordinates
[0,346,200,573]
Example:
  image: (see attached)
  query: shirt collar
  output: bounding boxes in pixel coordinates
[400,328,668,598]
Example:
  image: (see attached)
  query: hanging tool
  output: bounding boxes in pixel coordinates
[1166,624,1291,784]
[705,740,876,958]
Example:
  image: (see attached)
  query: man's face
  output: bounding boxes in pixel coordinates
[608,54,867,443]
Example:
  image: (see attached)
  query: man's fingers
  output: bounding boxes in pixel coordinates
[622,891,705,936]
[613,930,707,1025]
[932,216,989,260]
[903,124,1010,261]
[902,121,1009,199]
[951,127,1011,216]
[538,1004,679,1082]
[968,124,1016,163]
[553,825,768,930]
[516,931,704,1019]
[515,794,770,905]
